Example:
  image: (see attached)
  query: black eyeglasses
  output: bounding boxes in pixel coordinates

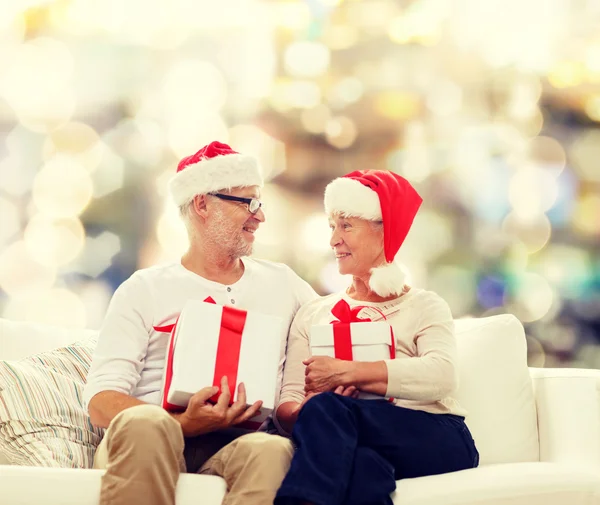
[209,193,263,214]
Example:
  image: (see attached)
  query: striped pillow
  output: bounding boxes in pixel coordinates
[0,336,104,468]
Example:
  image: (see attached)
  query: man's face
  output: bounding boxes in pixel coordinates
[205,186,265,259]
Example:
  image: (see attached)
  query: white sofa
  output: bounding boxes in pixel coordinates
[1,315,599,505]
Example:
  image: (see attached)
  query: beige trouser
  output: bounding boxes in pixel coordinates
[93,404,294,505]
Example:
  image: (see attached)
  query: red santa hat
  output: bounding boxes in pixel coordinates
[324,170,423,297]
[169,141,263,207]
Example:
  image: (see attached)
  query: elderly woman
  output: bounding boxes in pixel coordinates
[273,170,479,505]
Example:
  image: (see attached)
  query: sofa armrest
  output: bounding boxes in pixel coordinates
[530,367,600,466]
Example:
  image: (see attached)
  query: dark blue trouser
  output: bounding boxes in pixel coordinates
[275,392,479,505]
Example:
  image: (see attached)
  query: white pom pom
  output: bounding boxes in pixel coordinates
[368,260,406,297]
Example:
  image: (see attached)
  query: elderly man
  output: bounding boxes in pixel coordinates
[84,141,316,505]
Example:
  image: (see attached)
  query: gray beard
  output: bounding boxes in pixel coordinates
[205,207,253,260]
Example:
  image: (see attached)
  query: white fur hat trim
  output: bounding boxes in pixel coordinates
[324,177,382,220]
[369,260,407,297]
[169,154,263,207]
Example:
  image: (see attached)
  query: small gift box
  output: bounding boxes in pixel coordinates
[160,298,285,428]
[310,299,395,400]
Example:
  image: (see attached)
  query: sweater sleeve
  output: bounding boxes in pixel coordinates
[270,269,317,435]
[384,294,458,401]
[82,273,154,411]
[277,304,312,407]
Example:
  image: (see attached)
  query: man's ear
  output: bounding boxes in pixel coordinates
[192,194,209,221]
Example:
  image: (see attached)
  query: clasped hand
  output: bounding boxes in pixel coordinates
[178,376,262,437]
[303,355,354,394]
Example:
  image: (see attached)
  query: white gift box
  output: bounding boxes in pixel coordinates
[310,320,395,400]
[161,299,285,426]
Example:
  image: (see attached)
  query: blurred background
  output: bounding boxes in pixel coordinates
[0,0,599,369]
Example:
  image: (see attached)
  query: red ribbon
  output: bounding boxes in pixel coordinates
[160,316,182,411]
[154,323,176,333]
[205,298,247,405]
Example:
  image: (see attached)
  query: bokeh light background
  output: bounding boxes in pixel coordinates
[1,0,599,369]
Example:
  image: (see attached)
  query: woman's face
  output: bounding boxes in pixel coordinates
[329,214,386,277]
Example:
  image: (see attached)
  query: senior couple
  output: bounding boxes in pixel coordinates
[83,141,479,505]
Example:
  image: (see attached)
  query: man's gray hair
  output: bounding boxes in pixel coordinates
[179,199,195,229]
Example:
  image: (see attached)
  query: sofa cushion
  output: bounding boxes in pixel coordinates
[391,462,600,505]
[0,335,104,467]
[454,315,539,465]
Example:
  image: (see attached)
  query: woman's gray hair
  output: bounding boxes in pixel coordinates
[370,220,384,231]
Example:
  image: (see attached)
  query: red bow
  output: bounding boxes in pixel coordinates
[328,299,396,363]
[331,299,371,324]
[329,300,370,361]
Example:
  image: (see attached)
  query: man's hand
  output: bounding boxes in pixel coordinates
[303,355,354,394]
[177,376,262,437]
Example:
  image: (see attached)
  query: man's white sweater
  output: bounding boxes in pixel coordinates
[83,258,317,410]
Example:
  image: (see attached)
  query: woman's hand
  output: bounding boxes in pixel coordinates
[334,385,360,398]
[294,386,359,420]
[276,385,359,434]
[303,356,354,394]
[275,391,319,434]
